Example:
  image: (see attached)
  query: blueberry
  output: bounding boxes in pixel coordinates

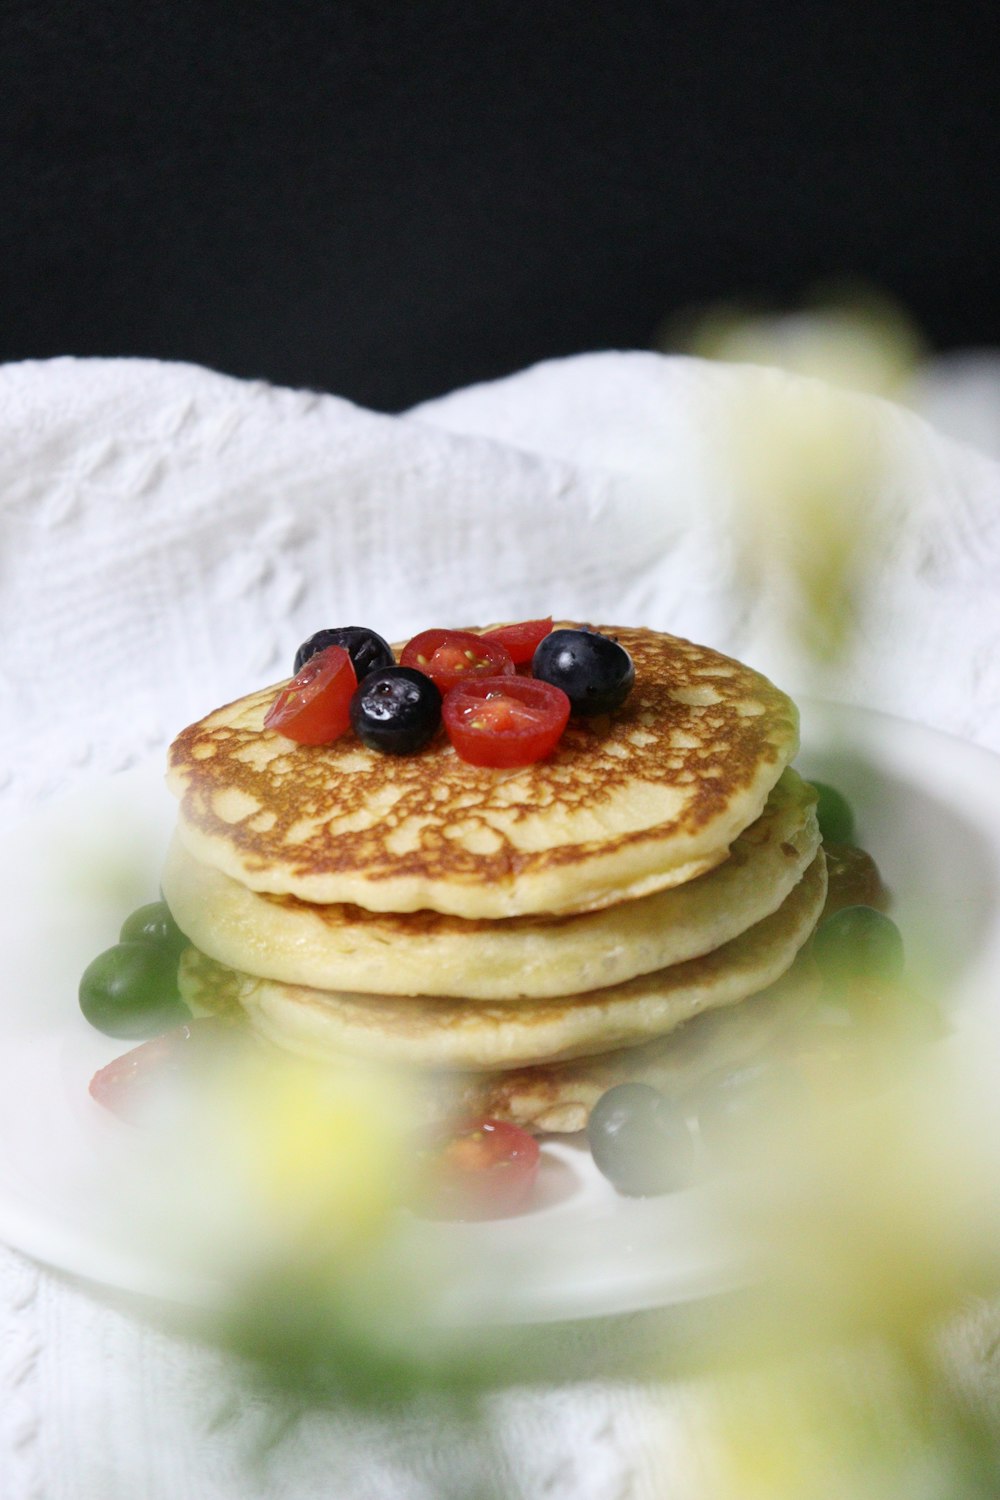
[350,667,442,754]
[531,628,635,715]
[812,905,904,988]
[294,627,395,680]
[587,1082,694,1196]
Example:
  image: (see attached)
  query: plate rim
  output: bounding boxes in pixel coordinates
[2,701,999,1323]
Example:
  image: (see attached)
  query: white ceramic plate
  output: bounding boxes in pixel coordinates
[2,702,999,1324]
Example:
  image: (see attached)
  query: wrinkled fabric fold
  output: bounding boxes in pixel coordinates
[3,350,1000,1500]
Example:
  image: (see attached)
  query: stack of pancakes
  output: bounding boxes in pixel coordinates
[163,626,827,1133]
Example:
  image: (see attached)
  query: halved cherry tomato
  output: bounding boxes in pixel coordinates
[442,676,571,766]
[89,1018,240,1123]
[417,1117,541,1220]
[264,645,357,745]
[400,629,514,694]
[480,617,553,666]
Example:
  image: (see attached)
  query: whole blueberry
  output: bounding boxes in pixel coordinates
[294,627,395,680]
[350,667,442,754]
[531,628,635,715]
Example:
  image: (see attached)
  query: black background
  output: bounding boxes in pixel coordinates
[3,1,997,411]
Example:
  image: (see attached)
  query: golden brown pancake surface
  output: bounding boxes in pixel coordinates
[167,625,799,918]
[162,768,818,998]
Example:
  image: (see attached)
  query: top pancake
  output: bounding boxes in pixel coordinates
[166,625,799,919]
[162,769,818,999]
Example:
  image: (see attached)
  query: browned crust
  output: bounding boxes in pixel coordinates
[167,625,797,903]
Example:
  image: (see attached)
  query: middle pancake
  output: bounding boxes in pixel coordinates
[177,851,827,1070]
[162,768,819,1000]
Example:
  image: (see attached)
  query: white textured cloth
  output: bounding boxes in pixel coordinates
[3,350,1000,823]
[2,350,1000,1498]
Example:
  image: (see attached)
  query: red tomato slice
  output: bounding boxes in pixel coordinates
[89,1018,240,1123]
[418,1117,541,1220]
[442,676,570,766]
[263,645,357,745]
[480,616,553,665]
[400,629,514,694]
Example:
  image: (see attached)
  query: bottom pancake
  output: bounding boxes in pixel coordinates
[174,948,820,1135]
[442,953,820,1132]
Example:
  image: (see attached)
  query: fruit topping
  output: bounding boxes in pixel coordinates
[89,1018,240,1122]
[441,676,571,767]
[267,619,638,760]
[415,1117,540,1219]
[531,628,634,715]
[264,645,357,745]
[293,626,395,680]
[350,666,442,754]
[480,617,554,665]
[400,629,515,694]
